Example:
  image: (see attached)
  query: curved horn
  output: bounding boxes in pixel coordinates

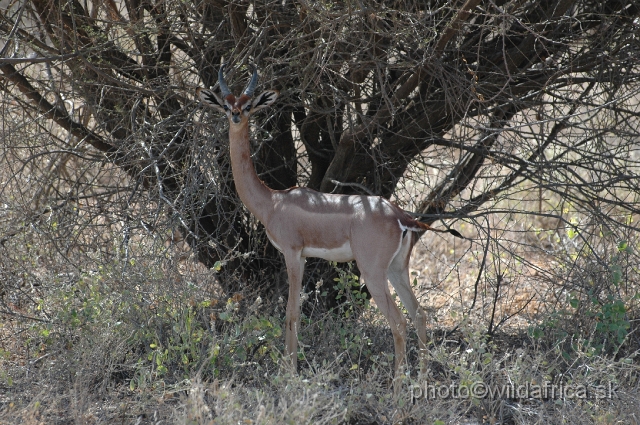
[243,65,259,97]
[218,64,231,98]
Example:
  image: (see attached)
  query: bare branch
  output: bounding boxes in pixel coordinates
[0,52,82,64]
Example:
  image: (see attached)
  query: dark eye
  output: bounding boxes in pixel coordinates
[245,105,251,112]
[223,105,229,111]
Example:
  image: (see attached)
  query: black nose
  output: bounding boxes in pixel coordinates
[231,114,241,124]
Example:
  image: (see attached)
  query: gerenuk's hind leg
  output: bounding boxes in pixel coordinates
[360,267,407,392]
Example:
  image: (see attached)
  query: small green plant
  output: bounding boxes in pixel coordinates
[129,295,284,389]
[586,294,629,354]
[529,247,633,357]
[331,262,369,317]
[530,294,630,356]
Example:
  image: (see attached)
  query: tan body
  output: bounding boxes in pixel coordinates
[197,67,460,379]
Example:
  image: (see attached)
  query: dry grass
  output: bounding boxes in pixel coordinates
[1,212,639,424]
[1,121,639,424]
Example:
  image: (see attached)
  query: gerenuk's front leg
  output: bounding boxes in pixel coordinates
[283,250,304,372]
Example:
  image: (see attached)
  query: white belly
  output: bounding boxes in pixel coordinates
[302,241,354,262]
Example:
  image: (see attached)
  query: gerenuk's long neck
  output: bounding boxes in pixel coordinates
[228,122,274,224]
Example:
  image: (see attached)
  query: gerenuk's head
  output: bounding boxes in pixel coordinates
[197,64,279,125]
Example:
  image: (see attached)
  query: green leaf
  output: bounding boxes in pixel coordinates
[610,265,622,286]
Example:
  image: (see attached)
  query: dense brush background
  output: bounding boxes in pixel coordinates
[1,0,639,423]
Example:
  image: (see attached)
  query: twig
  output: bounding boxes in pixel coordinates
[0,3,26,57]
[330,179,375,196]
[0,52,82,64]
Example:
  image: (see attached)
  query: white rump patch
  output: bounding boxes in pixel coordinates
[397,219,420,233]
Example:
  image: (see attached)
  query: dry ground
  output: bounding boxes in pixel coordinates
[1,203,639,424]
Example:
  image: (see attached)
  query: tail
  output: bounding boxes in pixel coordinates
[412,220,464,238]
[391,201,464,239]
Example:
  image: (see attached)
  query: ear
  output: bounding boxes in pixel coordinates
[197,88,226,113]
[251,90,279,112]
